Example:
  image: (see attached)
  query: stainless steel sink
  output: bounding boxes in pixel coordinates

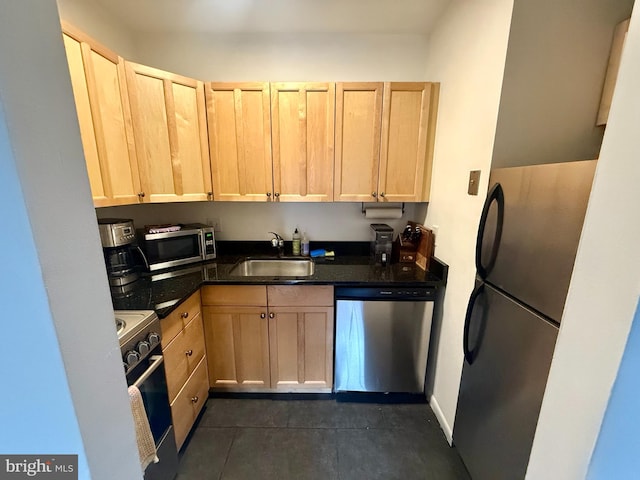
[229,258,315,277]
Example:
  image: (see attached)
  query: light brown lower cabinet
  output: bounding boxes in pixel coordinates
[202,285,334,393]
[160,291,209,450]
[170,357,209,450]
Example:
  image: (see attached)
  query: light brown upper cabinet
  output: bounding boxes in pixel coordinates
[334,82,384,202]
[335,82,439,202]
[205,83,273,201]
[62,24,141,207]
[125,62,212,203]
[271,82,335,202]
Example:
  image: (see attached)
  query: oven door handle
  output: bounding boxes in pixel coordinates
[132,355,164,389]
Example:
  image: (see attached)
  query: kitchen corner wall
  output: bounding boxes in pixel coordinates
[56,0,137,59]
[420,0,514,441]
[96,202,419,242]
[1,1,141,478]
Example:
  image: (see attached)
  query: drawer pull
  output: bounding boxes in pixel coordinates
[181,312,189,319]
[191,396,199,403]
[185,350,193,356]
[269,312,275,319]
[260,313,266,319]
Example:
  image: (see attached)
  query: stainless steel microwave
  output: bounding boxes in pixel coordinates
[139,223,216,271]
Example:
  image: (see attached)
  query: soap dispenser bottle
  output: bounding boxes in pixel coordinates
[292,228,301,255]
[302,232,310,256]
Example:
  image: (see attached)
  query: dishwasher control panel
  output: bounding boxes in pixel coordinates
[335,287,436,301]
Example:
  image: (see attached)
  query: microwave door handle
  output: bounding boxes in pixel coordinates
[198,231,205,260]
[134,245,150,271]
[132,355,164,389]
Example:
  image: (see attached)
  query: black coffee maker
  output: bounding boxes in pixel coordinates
[98,218,148,286]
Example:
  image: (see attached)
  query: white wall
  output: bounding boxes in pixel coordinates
[491,0,633,168]
[0,75,89,474]
[132,32,430,81]
[0,1,141,479]
[420,0,514,441]
[526,5,640,478]
[56,0,137,59]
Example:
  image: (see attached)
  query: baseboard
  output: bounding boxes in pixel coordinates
[429,394,453,446]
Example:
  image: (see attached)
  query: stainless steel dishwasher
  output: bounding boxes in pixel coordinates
[334,286,436,397]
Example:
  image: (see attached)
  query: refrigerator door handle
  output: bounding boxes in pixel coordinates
[463,282,485,365]
[476,183,504,280]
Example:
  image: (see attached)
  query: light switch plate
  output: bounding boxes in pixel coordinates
[468,170,481,195]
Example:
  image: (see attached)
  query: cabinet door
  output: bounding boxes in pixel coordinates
[163,314,206,402]
[202,306,270,390]
[171,356,209,450]
[62,27,141,207]
[271,82,335,202]
[334,82,383,202]
[126,62,212,203]
[268,306,334,392]
[206,83,273,201]
[378,82,439,202]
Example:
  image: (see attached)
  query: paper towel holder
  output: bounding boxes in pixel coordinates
[361,202,405,215]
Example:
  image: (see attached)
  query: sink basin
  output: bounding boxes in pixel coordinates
[230,258,315,277]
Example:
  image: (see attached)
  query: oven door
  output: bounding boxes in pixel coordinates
[143,229,203,271]
[127,350,179,480]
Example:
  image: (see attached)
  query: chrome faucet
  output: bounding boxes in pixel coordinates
[269,232,284,257]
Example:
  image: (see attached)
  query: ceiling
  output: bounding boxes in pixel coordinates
[90,0,451,35]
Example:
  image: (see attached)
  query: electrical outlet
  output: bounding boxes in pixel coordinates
[207,217,221,232]
[430,225,439,246]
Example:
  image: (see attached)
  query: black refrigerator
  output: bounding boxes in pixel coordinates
[453,160,597,480]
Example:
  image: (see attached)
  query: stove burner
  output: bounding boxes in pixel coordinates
[115,317,126,336]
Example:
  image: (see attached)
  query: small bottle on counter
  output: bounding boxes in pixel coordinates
[302,232,310,256]
[292,228,301,255]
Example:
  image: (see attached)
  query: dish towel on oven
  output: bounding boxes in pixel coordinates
[128,385,159,470]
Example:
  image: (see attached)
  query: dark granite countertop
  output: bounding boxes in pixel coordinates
[110,241,448,318]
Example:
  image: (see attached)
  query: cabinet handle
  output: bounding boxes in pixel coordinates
[274,192,280,198]
[138,192,145,198]
[380,192,385,198]
[260,313,266,319]
[371,192,377,198]
[266,192,272,198]
[181,312,189,319]
[191,396,199,403]
[185,349,193,356]
[269,312,275,319]
[207,191,213,199]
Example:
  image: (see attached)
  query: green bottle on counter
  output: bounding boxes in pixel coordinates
[292,228,301,255]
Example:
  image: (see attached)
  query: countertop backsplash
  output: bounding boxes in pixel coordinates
[95,201,427,242]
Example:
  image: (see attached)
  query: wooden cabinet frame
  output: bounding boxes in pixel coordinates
[202,285,334,393]
[206,82,273,201]
[126,62,212,203]
[335,81,439,202]
[62,22,142,207]
[271,82,335,202]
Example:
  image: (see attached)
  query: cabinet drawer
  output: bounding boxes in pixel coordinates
[163,314,206,401]
[170,356,209,451]
[267,285,334,307]
[161,290,201,348]
[201,285,267,306]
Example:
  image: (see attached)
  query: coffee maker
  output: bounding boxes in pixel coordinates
[370,223,394,265]
[98,218,148,286]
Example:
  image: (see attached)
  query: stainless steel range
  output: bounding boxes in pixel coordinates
[116,310,178,480]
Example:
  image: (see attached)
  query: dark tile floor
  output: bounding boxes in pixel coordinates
[177,398,470,480]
